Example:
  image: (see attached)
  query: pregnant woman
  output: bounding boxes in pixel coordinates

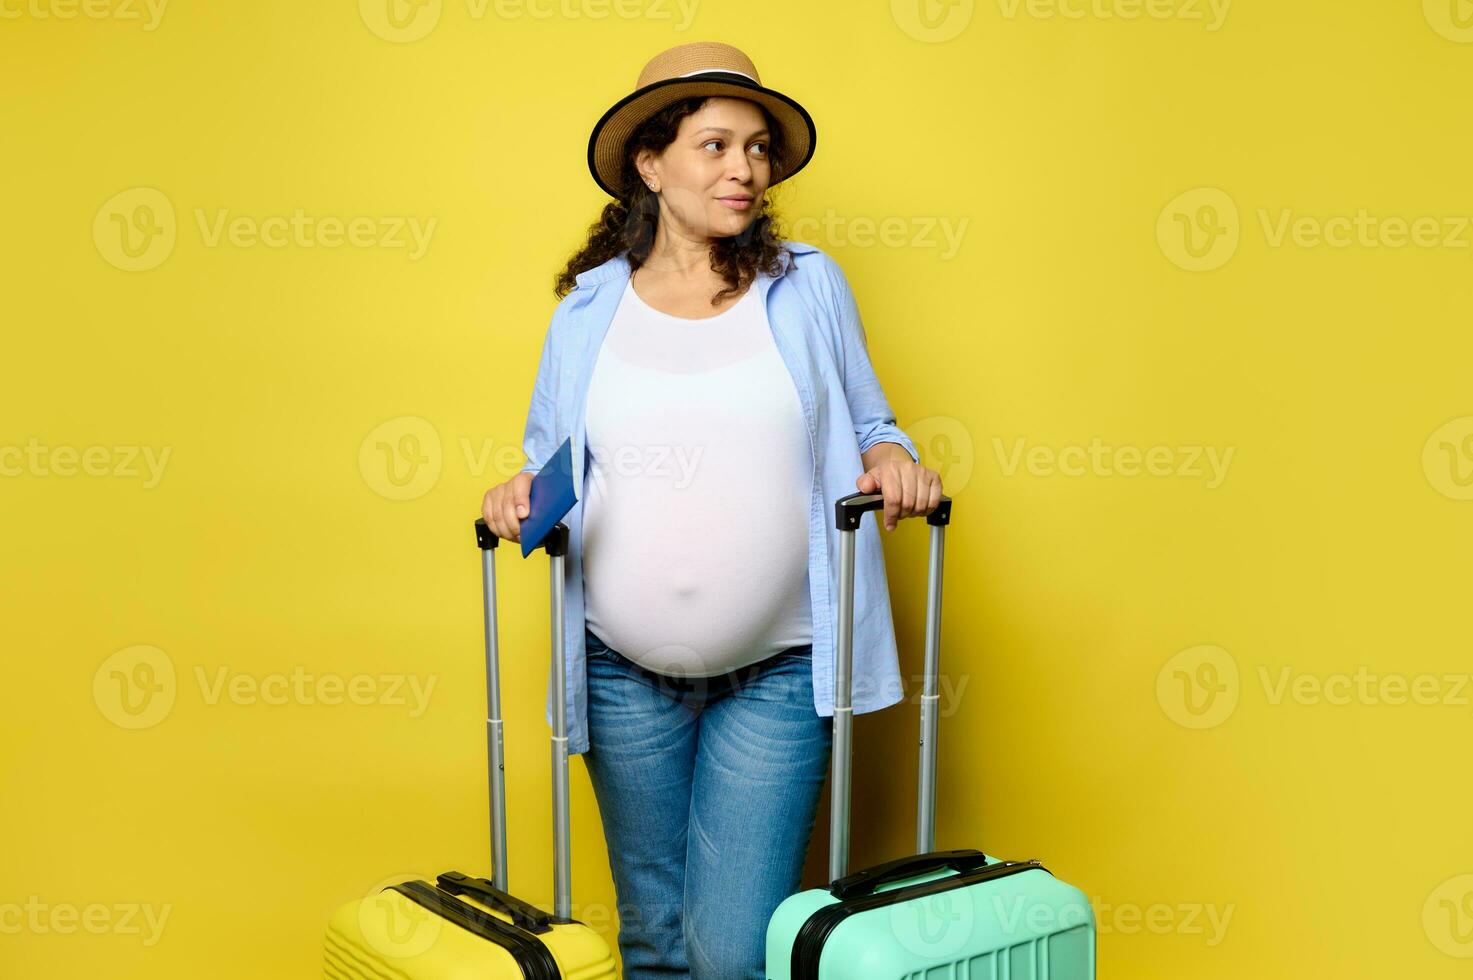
[479,41,943,980]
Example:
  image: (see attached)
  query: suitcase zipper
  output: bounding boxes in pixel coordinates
[789,859,1048,980]
[388,880,561,980]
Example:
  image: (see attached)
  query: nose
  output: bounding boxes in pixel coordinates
[725,147,752,183]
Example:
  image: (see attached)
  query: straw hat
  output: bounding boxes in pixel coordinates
[586,41,817,199]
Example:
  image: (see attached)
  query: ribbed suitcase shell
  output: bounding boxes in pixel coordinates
[765,856,1094,980]
[324,882,615,980]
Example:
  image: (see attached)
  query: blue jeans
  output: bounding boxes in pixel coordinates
[581,625,831,980]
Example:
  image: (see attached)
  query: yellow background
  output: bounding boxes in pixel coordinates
[3,0,1472,976]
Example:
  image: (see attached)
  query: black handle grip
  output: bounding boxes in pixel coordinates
[436,871,553,934]
[828,848,990,900]
[473,518,569,557]
[835,491,952,530]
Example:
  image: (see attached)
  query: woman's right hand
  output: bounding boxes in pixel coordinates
[481,471,534,543]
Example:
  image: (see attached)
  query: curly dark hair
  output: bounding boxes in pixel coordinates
[554,96,792,306]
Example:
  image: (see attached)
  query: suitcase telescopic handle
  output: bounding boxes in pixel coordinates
[828,490,953,883]
[828,848,987,900]
[474,518,574,921]
[834,491,954,530]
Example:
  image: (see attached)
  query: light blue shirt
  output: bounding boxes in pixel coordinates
[518,239,920,755]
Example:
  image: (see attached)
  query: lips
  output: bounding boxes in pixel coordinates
[717,196,754,210]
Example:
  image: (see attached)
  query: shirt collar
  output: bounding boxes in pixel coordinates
[572,239,818,290]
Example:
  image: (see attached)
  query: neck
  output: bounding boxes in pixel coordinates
[644,220,715,279]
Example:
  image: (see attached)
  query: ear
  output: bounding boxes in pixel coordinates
[633,148,658,190]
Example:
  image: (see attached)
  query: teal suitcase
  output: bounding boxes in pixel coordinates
[765,492,1097,979]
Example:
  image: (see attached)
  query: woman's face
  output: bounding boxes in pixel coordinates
[637,96,772,244]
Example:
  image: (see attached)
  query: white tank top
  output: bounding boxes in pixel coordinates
[581,275,814,678]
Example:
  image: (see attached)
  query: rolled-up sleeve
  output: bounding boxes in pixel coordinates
[827,257,920,465]
[518,307,562,476]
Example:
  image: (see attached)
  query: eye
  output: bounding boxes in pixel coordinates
[701,138,769,156]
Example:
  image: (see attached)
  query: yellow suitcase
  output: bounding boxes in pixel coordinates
[323,521,616,979]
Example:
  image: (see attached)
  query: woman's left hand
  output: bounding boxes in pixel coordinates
[855,453,943,532]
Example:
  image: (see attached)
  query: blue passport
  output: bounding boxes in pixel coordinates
[520,437,578,558]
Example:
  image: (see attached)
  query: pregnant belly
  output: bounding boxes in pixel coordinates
[582,506,810,677]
